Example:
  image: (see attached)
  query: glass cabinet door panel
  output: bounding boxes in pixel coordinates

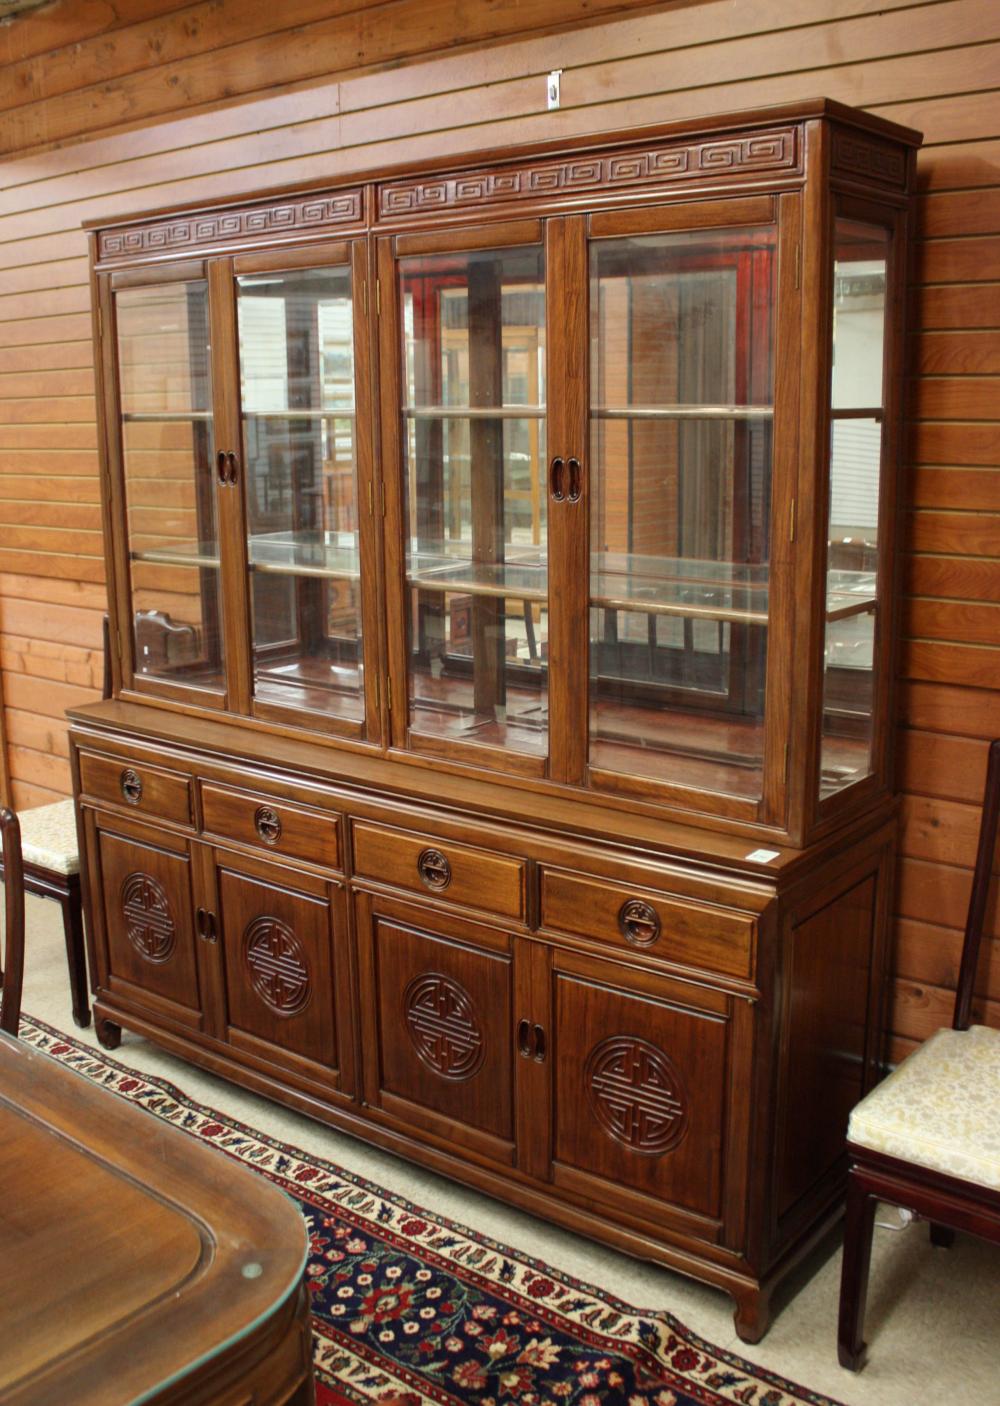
[821,221,890,798]
[237,264,363,723]
[399,245,547,758]
[115,280,225,694]
[589,225,776,798]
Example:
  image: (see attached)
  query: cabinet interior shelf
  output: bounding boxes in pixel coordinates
[243,407,356,419]
[122,410,213,422]
[592,404,774,421]
[403,405,546,420]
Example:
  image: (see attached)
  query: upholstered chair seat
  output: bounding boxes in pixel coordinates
[848,1024,1000,1190]
[17,799,80,877]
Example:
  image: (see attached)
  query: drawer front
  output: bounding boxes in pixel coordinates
[79,750,191,827]
[201,784,341,870]
[352,821,525,920]
[540,868,753,980]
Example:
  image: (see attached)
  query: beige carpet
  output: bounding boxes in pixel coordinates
[15,890,999,1405]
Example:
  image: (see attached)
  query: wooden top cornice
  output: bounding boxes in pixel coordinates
[88,98,920,268]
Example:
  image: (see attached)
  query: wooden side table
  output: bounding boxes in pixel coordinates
[0,1029,315,1405]
[0,798,89,1027]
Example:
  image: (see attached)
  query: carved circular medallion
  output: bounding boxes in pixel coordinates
[119,767,143,805]
[120,872,176,962]
[585,1035,688,1156]
[244,916,311,1016]
[404,972,485,1080]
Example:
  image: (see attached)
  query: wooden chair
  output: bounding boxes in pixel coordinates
[838,736,1000,1370]
[0,808,25,1037]
[0,616,111,1029]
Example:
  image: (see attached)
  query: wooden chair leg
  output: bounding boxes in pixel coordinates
[929,1222,956,1248]
[59,889,91,1029]
[838,1165,878,1371]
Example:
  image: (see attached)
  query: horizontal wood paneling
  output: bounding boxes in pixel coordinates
[0,0,997,1049]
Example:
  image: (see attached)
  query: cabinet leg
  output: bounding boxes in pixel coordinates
[929,1222,955,1249]
[837,1166,877,1371]
[732,1283,772,1344]
[96,1017,122,1051]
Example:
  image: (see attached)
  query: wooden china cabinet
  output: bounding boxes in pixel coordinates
[72,99,919,1341]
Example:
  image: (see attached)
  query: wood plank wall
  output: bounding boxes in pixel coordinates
[1,0,998,1053]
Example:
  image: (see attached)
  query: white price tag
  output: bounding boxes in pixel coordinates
[745,848,781,863]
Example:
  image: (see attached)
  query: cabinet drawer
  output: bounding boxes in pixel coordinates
[79,750,191,827]
[201,784,341,870]
[540,868,753,980]
[352,821,525,920]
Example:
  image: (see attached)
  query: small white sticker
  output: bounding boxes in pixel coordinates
[745,848,781,863]
[547,70,562,110]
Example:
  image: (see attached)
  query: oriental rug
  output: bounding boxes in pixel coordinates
[19,1015,846,1406]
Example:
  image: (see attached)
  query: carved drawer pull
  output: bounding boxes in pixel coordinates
[417,847,451,890]
[254,806,283,845]
[618,898,661,947]
[195,907,217,942]
[516,1019,547,1062]
[119,768,143,805]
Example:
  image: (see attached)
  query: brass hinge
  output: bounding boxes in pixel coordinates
[783,742,790,776]
[789,497,796,543]
[387,676,393,712]
[97,304,103,339]
[376,279,381,316]
[373,673,380,712]
[794,244,801,291]
[362,280,368,316]
[380,480,386,517]
[368,480,374,516]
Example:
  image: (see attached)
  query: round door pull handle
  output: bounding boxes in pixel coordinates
[618,898,661,947]
[254,806,282,845]
[549,455,566,502]
[225,450,240,485]
[417,847,452,891]
[567,456,582,502]
[119,768,143,805]
[216,449,229,484]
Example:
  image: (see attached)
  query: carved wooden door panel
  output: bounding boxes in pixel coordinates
[546,948,754,1250]
[354,891,518,1168]
[209,848,354,1097]
[88,809,205,1030]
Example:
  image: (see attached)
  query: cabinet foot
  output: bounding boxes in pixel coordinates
[96,1017,122,1051]
[732,1284,772,1344]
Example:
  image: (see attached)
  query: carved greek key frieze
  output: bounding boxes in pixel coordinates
[585,1035,688,1156]
[98,190,364,261]
[121,872,176,963]
[404,972,485,1080]
[831,131,907,187]
[244,916,311,1015]
[379,129,797,217]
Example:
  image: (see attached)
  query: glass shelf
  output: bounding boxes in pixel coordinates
[122,410,213,422]
[132,532,362,581]
[403,405,546,419]
[242,408,356,419]
[407,548,547,602]
[592,404,773,421]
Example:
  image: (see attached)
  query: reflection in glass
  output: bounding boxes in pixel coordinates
[821,221,889,797]
[589,227,776,797]
[399,246,547,756]
[237,266,363,722]
[116,280,225,692]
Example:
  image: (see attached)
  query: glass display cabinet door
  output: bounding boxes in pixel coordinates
[384,234,548,773]
[819,216,892,801]
[235,243,376,736]
[114,272,227,703]
[587,212,778,804]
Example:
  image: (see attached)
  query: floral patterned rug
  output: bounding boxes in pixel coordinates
[19,1015,847,1406]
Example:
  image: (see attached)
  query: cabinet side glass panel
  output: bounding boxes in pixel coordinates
[237,264,363,723]
[115,280,225,692]
[398,245,547,758]
[820,220,889,798]
[588,226,776,799]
